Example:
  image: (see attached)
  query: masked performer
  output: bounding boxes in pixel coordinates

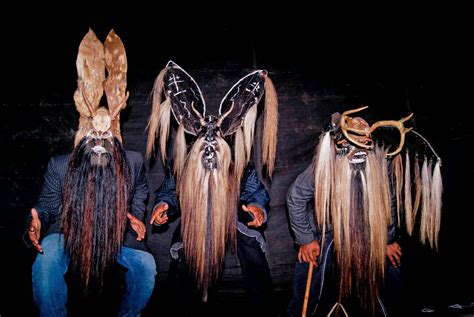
[146,61,278,314]
[287,107,442,316]
[27,29,156,317]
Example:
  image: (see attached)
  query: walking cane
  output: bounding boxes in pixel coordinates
[301,261,314,317]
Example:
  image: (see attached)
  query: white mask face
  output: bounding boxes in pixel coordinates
[85,129,114,165]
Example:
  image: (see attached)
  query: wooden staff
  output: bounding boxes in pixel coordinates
[302,262,314,317]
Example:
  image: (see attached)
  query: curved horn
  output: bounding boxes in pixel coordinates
[191,101,206,126]
[216,101,235,127]
[369,113,413,156]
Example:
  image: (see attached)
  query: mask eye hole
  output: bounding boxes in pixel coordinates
[102,131,112,139]
[86,130,99,139]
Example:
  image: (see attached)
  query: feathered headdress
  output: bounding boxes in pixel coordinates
[146,61,278,294]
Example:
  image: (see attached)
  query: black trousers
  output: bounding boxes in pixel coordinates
[167,229,274,316]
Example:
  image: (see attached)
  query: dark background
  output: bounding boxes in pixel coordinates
[1,7,472,316]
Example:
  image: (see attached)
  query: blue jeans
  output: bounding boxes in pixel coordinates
[32,233,156,317]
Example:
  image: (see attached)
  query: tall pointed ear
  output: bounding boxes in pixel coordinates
[73,29,105,118]
[217,70,266,136]
[104,30,129,121]
[218,70,278,177]
[163,61,206,135]
[146,61,205,160]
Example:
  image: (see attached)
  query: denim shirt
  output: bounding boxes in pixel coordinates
[153,162,270,257]
[287,162,398,247]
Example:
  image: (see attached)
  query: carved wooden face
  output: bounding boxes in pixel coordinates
[83,129,114,166]
[336,116,373,163]
[91,108,112,133]
[200,115,219,170]
[82,108,115,166]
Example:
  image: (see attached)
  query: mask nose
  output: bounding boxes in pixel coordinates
[94,138,104,146]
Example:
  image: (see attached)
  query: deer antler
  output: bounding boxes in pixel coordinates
[369,113,413,156]
[340,106,413,156]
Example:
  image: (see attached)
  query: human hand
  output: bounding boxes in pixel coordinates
[242,204,264,228]
[127,213,146,241]
[150,203,169,226]
[298,240,321,267]
[28,208,43,253]
[386,242,402,268]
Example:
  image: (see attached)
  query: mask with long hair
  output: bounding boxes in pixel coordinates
[61,29,131,289]
[313,106,442,313]
[146,61,278,295]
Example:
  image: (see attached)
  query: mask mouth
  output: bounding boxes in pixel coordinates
[348,149,368,164]
[91,145,106,155]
